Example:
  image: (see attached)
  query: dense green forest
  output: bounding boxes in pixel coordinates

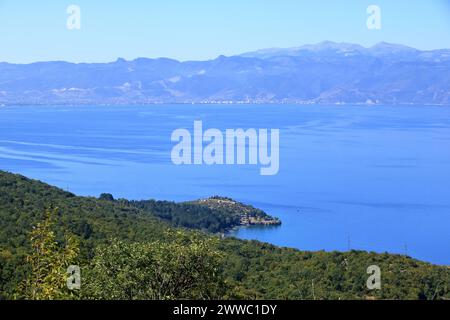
[0,170,449,300]
[125,196,280,233]
[124,198,241,233]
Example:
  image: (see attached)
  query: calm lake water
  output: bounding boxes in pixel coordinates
[1,104,449,265]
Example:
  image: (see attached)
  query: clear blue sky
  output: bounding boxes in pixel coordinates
[1,0,449,63]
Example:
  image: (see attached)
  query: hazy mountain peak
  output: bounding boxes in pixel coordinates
[370,42,419,54]
[241,41,367,59]
[240,41,427,59]
[298,41,365,51]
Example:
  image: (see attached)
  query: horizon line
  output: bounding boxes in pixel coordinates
[2,41,449,65]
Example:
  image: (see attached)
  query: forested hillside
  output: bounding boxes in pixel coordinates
[125,196,280,233]
[0,170,449,300]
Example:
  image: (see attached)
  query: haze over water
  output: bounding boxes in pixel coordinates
[1,104,449,265]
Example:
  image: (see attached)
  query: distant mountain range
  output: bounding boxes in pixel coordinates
[1,42,449,105]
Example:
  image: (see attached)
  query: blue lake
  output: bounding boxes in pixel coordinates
[0,104,449,265]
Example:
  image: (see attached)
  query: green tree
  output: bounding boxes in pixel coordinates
[20,209,79,300]
[99,193,115,201]
[82,230,227,300]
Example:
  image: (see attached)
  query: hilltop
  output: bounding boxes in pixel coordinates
[188,196,281,227]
